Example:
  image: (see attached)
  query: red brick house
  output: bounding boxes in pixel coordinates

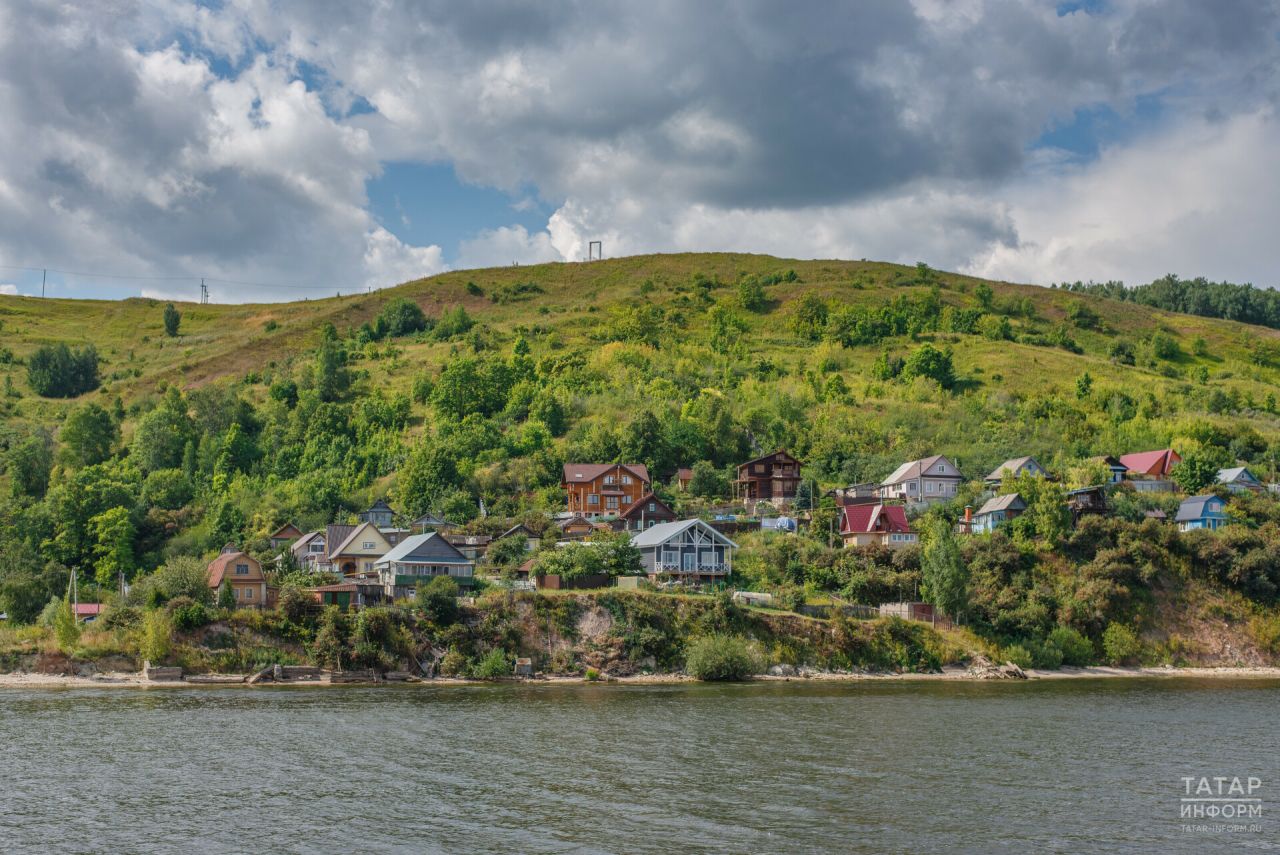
[733,450,802,505]
[562,463,651,518]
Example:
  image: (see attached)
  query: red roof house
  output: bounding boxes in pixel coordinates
[840,504,917,550]
[1119,449,1181,479]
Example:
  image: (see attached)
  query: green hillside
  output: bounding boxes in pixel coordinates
[3,252,1280,673]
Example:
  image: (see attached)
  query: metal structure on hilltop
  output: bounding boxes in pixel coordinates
[587,240,602,261]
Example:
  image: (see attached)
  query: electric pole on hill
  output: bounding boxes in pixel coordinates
[200,278,209,304]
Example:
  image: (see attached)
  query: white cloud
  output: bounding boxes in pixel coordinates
[0,283,19,295]
[457,225,562,269]
[967,109,1280,286]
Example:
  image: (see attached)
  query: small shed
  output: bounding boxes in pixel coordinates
[514,658,533,677]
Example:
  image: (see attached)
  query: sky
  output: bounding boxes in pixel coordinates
[1,0,1279,303]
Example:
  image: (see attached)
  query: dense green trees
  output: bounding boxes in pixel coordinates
[26,343,99,398]
[60,403,118,468]
[921,519,968,621]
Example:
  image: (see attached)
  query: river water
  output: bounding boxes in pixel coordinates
[2,678,1276,853]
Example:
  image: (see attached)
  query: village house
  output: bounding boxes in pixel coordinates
[498,523,541,553]
[616,493,677,531]
[969,494,1027,534]
[733,450,803,505]
[562,463,651,518]
[630,519,737,584]
[410,512,456,534]
[358,499,395,528]
[291,530,328,571]
[74,603,103,623]
[1217,467,1263,494]
[1066,486,1110,522]
[830,483,880,506]
[373,533,475,599]
[1121,449,1181,478]
[555,513,601,540]
[676,468,693,491]
[1176,495,1229,532]
[206,544,269,609]
[268,523,303,551]
[1093,455,1128,484]
[984,457,1047,488]
[308,578,383,611]
[839,503,916,549]
[444,533,493,562]
[326,522,395,576]
[880,455,963,506]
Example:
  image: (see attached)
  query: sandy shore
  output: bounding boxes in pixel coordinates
[3,664,1280,689]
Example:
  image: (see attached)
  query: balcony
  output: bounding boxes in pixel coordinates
[656,562,729,574]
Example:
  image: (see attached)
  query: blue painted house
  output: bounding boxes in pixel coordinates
[1176,495,1229,532]
[970,493,1027,534]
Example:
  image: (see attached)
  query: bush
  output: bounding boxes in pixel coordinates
[53,597,80,653]
[1030,639,1064,670]
[278,585,313,623]
[415,576,460,625]
[1048,626,1095,666]
[1003,643,1034,670]
[139,609,174,663]
[684,634,763,681]
[100,605,142,631]
[166,596,210,631]
[1102,623,1141,665]
[377,298,428,338]
[471,648,510,680]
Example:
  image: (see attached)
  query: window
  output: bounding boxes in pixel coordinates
[362,542,375,550]
[235,563,250,575]
[907,483,916,492]
[622,475,631,485]
[925,482,934,493]
[604,476,616,485]
[309,542,324,553]
[588,494,599,505]
[648,502,656,512]
[606,497,619,509]
[244,587,254,600]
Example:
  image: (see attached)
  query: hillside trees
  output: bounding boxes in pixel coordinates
[901,344,955,389]
[131,388,194,472]
[60,403,118,468]
[26,343,99,398]
[922,518,969,622]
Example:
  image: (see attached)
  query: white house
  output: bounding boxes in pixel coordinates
[880,455,963,506]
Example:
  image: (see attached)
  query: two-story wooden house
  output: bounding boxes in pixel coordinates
[880,455,963,506]
[206,544,269,609]
[562,463,651,518]
[734,450,802,506]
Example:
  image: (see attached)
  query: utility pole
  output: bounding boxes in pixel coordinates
[200,278,209,304]
[41,268,46,298]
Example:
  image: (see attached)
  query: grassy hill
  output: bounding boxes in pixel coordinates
[3,252,1280,477]
[4,252,1280,673]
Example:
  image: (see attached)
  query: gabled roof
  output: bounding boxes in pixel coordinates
[984,457,1043,482]
[291,531,324,554]
[376,532,472,565]
[1092,455,1126,469]
[882,455,960,486]
[562,463,651,484]
[975,493,1026,516]
[1120,449,1181,477]
[1217,467,1259,484]
[841,504,911,535]
[206,550,260,588]
[329,522,390,556]
[324,524,356,560]
[557,513,596,530]
[500,523,536,539]
[676,468,693,480]
[630,518,738,549]
[364,498,394,513]
[1176,495,1226,522]
[620,492,674,520]
[269,523,303,541]
[737,449,802,470]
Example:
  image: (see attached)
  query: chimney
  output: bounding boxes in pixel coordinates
[964,505,972,522]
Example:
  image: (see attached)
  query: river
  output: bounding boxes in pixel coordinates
[2,677,1276,853]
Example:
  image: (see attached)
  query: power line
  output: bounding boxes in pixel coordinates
[0,263,345,293]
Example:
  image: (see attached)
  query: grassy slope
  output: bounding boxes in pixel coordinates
[4,251,1280,465]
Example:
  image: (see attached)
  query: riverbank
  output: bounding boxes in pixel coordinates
[5,663,1280,689]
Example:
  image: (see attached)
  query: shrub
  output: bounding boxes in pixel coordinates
[163,303,181,337]
[684,634,763,681]
[53,597,80,653]
[166,596,210,631]
[1030,639,1064,670]
[377,298,428,337]
[471,648,510,680]
[584,667,600,682]
[100,605,142,631]
[415,576,460,625]
[1048,626,1095,666]
[1102,623,1141,665]
[139,609,174,663]
[1003,643,1034,670]
[278,585,313,623]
